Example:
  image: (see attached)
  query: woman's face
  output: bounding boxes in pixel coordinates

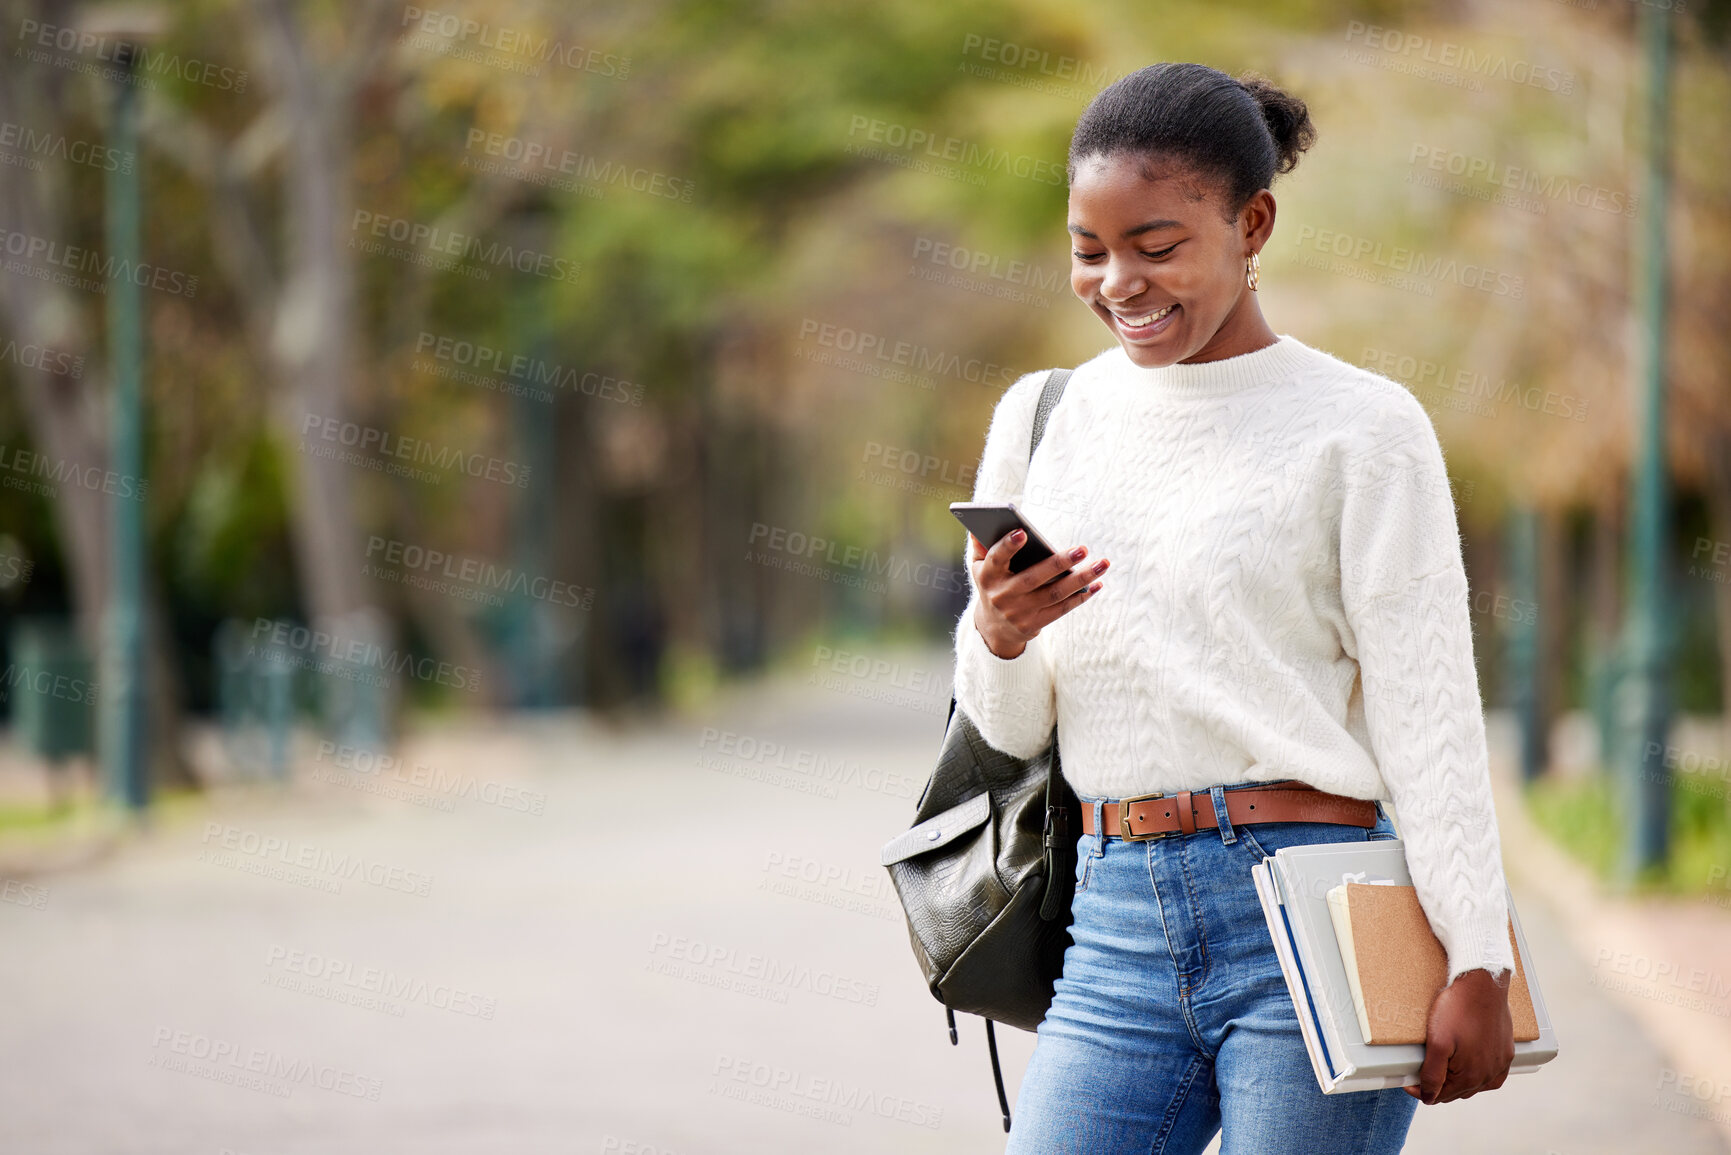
[1068,151,1275,367]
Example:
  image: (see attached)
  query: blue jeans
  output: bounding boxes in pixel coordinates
[1005,782,1417,1155]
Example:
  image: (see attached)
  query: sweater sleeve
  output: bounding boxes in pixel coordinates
[951,370,1059,760]
[1337,389,1515,985]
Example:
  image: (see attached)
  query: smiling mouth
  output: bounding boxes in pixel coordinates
[1106,302,1178,337]
[1111,303,1175,326]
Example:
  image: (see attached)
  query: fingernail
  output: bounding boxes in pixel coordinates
[1069,545,1086,560]
[1011,530,1025,543]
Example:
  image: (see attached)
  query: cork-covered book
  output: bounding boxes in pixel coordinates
[1326,881,1540,1045]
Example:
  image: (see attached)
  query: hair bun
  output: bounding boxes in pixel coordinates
[1237,71,1317,175]
[1067,62,1315,213]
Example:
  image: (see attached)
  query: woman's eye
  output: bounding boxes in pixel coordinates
[1071,245,1178,262]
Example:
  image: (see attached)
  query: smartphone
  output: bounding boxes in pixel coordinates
[949,501,1065,575]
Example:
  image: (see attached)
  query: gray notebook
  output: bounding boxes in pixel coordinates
[1250,838,1559,1093]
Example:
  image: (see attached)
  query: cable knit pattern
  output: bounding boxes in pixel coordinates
[952,334,1514,983]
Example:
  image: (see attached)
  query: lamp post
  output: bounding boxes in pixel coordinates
[1505,505,1544,783]
[83,5,166,817]
[1616,1,1674,883]
[497,206,562,708]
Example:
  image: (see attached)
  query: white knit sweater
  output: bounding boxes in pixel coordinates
[953,333,1514,982]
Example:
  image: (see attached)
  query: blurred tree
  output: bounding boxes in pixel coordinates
[144,0,406,742]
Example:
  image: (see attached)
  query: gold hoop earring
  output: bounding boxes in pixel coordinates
[1246,251,1260,292]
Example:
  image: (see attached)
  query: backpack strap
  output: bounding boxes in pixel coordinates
[958,363,1071,1136]
[1029,368,1071,464]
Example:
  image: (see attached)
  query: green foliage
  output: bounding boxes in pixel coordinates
[169,430,297,619]
[1525,768,1731,896]
[1525,771,1623,879]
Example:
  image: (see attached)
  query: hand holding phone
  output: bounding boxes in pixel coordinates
[949,501,1108,659]
[949,501,1059,573]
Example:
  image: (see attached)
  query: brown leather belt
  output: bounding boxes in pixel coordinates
[1080,781,1379,841]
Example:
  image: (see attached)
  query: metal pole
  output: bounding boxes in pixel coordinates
[508,332,559,707]
[500,213,561,708]
[99,47,149,815]
[1505,505,1544,782]
[1617,2,1673,882]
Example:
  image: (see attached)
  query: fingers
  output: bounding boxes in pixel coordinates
[972,529,1106,644]
[1017,572,1099,634]
[1415,1038,1450,1105]
[1015,541,1087,591]
[978,531,1103,594]
[1442,1051,1512,1102]
[979,529,1069,584]
[1010,548,1105,627]
[1440,1075,1491,1103]
[1413,972,1515,1104]
[981,528,1032,576]
[1410,1019,1515,1104]
[1434,1053,1502,1103]
[1432,1048,1475,1104]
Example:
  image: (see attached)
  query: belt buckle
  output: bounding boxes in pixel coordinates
[1117,790,1167,841]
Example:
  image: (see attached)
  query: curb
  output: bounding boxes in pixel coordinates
[1491,762,1731,1149]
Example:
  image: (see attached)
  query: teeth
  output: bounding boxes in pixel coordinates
[1116,303,1175,327]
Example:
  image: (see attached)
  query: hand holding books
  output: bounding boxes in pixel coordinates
[1250,839,1558,1095]
[1324,875,1537,1103]
[1402,967,1517,1104]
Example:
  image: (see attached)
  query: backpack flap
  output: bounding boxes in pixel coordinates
[880,792,991,867]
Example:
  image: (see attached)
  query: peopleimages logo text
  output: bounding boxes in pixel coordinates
[1343,21,1574,95]
[0,224,198,298]
[0,120,131,172]
[399,7,630,77]
[350,210,581,283]
[747,522,970,595]
[413,332,643,405]
[364,535,594,609]
[846,115,1064,186]
[16,20,249,91]
[300,414,530,488]
[248,618,481,693]
[1292,225,1524,298]
[463,130,694,202]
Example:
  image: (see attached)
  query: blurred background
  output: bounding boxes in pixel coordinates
[1,0,1729,1151]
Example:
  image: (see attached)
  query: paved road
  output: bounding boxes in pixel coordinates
[0,648,1724,1153]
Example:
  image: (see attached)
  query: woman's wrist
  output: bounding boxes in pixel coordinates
[1451,966,1511,992]
[972,605,1028,660]
[1454,969,1509,997]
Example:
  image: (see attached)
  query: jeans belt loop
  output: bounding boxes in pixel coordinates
[1174,790,1195,835]
[1091,799,1105,856]
[1210,784,1235,844]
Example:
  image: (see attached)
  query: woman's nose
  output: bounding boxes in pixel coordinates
[1099,259,1146,303]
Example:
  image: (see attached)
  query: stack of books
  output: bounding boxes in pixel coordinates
[1250,839,1559,1093]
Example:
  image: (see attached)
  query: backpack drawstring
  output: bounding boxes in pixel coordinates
[940,1006,1013,1132]
[986,1019,1011,1132]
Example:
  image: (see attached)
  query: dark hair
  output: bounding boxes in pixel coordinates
[1067,63,1317,219]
